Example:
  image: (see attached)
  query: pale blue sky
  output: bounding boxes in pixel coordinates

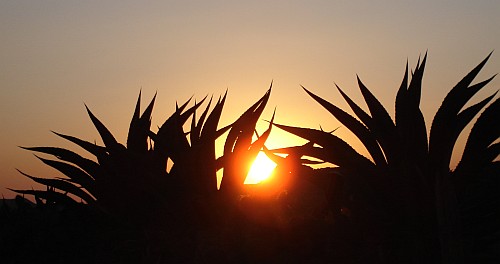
[1,1,499,196]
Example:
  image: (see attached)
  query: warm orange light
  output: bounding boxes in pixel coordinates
[244,152,277,184]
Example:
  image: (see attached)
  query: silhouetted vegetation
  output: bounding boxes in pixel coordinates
[3,54,499,263]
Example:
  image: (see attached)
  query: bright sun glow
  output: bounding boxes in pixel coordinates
[244,152,277,184]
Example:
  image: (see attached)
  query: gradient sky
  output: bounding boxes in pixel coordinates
[1,1,499,198]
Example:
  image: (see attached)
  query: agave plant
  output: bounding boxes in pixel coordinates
[270,53,499,263]
[13,87,274,228]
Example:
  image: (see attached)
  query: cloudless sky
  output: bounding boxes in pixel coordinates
[1,1,499,197]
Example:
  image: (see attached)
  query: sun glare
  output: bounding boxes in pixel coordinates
[244,152,277,184]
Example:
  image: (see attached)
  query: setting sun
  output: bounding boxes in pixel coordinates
[244,152,277,184]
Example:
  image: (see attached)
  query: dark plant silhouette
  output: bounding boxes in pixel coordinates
[5,54,499,263]
[13,87,273,223]
[270,53,499,263]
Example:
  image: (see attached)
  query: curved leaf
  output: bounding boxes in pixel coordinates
[273,123,376,172]
[85,104,125,153]
[35,155,96,194]
[357,76,399,164]
[460,97,500,166]
[201,92,227,141]
[52,131,107,159]
[224,86,271,155]
[395,58,429,169]
[430,53,495,170]
[16,169,96,204]
[127,91,156,152]
[191,96,212,144]
[20,146,103,180]
[302,86,386,167]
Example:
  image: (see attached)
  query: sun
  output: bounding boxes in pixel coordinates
[244,152,277,184]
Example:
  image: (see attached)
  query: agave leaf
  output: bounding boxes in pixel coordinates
[190,99,199,144]
[224,87,271,155]
[395,58,429,168]
[179,96,207,126]
[357,76,396,132]
[127,91,156,152]
[262,146,287,164]
[263,144,323,166]
[239,110,276,179]
[16,169,96,204]
[405,109,428,166]
[52,131,107,159]
[236,92,270,151]
[176,96,193,113]
[336,84,373,128]
[124,90,143,153]
[131,90,142,125]
[191,96,214,144]
[201,92,228,140]
[454,52,492,96]
[141,91,156,122]
[395,61,410,126]
[337,83,398,164]
[456,92,497,139]
[155,106,191,163]
[265,150,325,165]
[8,188,78,206]
[228,89,271,154]
[34,155,95,193]
[302,86,386,167]
[263,138,323,166]
[298,158,325,165]
[356,76,399,164]
[197,96,214,132]
[273,123,376,172]
[430,54,495,169]
[215,123,233,139]
[297,142,362,169]
[460,97,500,166]
[85,104,125,153]
[156,96,196,141]
[159,96,205,139]
[430,53,493,135]
[20,146,103,180]
[453,76,495,116]
[433,75,495,140]
[264,141,315,158]
[407,53,427,107]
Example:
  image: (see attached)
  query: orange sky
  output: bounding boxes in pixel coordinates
[1,1,499,198]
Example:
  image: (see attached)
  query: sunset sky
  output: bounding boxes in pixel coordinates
[1,1,499,197]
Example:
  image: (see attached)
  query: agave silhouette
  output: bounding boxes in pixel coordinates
[271,53,499,263]
[13,88,274,226]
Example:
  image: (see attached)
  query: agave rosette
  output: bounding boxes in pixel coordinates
[14,88,275,221]
[269,53,499,262]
